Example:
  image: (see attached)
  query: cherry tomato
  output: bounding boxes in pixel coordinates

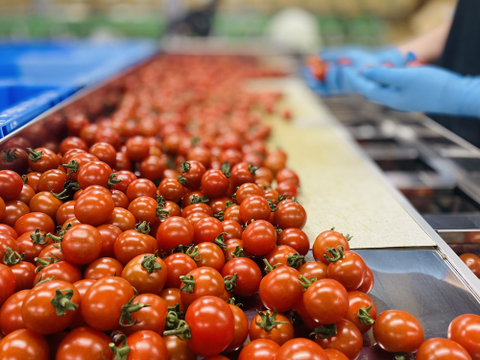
[14,212,55,235]
[160,288,185,312]
[242,220,277,256]
[56,200,76,225]
[62,224,103,265]
[163,334,196,360]
[222,219,243,240]
[122,294,168,336]
[201,169,229,198]
[158,178,185,203]
[84,257,124,280]
[126,179,157,201]
[373,310,424,353]
[90,142,117,168]
[182,203,213,218]
[193,216,224,244]
[356,266,374,294]
[196,242,226,272]
[0,264,16,306]
[460,253,480,278]
[27,147,59,173]
[128,196,158,224]
[77,161,113,189]
[180,266,225,307]
[2,200,30,228]
[298,261,327,281]
[74,189,114,226]
[164,252,198,289]
[312,230,350,265]
[304,279,349,325]
[326,250,367,291]
[235,183,263,204]
[0,328,49,360]
[185,296,234,356]
[223,303,249,353]
[277,228,310,256]
[22,279,80,334]
[156,216,194,254]
[9,261,36,291]
[276,338,328,360]
[448,314,480,360]
[238,339,280,360]
[416,338,472,360]
[314,319,363,360]
[250,310,294,346]
[240,195,271,223]
[324,349,350,360]
[0,290,28,335]
[265,245,303,269]
[121,253,167,294]
[221,257,262,297]
[345,291,377,334]
[34,261,82,284]
[81,276,135,331]
[55,326,113,360]
[114,228,158,266]
[97,224,123,258]
[259,266,303,312]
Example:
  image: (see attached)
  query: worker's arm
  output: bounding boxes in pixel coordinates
[397,20,452,63]
[343,65,480,118]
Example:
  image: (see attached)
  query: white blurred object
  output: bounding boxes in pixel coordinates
[266,7,321,53]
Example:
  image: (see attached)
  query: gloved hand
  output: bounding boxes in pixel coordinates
[304,46,408,96]
[320,46,407,68]
[343,65,480,118]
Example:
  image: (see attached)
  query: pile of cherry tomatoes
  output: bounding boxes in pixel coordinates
[0,55,479,360]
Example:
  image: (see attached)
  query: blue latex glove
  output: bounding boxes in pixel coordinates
[302,64,347,96]
[320,46,406,69]
[343,65,480,118]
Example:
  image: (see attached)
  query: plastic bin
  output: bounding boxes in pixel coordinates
[0,39,158,138]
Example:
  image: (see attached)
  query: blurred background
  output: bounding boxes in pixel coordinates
[0,0,456,47]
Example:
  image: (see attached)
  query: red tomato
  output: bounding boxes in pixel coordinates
[416,338,472,360]
[128,196,158,224]
[14,212,55,236]
[242,220,277,256]
[448,314,480,360]
[0,264,16,306]
[97,224,123,258]
[33,261,82,284]
[114,227,158,266]
[2,200,30,228]
[222,219,243,240]
[158,178,185,203]
[196,242,226,272]
[164,252,198,288]
[74,189,114,226]
[55,326,113,360]
[0,328,49,360]
[240,195,271,223]
[0,290,28,335]
[460,253,480,278]
[163,334,196,360]
[221,257,262,297]
[223,303,249,353]
[201,169,229,198]
[345,291,377,334]
[314,319,363,360]
[265,245,303,269]
[62,224,103,265]
[84,257,124,280]
[235,183,263,204]
[312,230,350,265]
[9,261,36,291]
[185,296,234,356]
[326,250,367,291]
[324,349,350,360]
[276,338,328,360]
[121,253,167,295]
[277,228,310,256]
[90,142,117,168]
[259,266,303,312]
[356,266,375,294]
[193,216,224,244]
[81,276,135,331]
[156,216,194,253]
[238,339,280,360]
[250,310,294,346]
[126,179,157,201]
[298,261,327,281]
[22,279,80,334]
[274,200,306,229]
[304,279,349,325]
[373,310,424,353]
[121,294,168,336]
[180,267,225,307]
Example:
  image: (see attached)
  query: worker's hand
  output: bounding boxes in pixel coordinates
[343,65,480,118]
[302,64,348,96]
[320,46,406,69]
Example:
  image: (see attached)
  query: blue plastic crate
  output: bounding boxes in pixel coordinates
[0,39,158,138]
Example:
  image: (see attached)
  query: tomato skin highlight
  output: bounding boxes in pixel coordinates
[276,338,329,360]
[373,310,424,354]
[238,339,280,360]
[55,326,113,360]
[304,278,349,325]
[259,266,303,313]
[185,296,235,356]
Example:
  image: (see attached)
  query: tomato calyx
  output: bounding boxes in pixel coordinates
[34,255,60,272]
[180,161,191,173]
[255,309,289,332]
[287,253,305,268]
[357,305,375,326]
[134,221,151,234]
[227,297,243,307]
[31,228,49,245]
[225,200,235,209]
[166,304,186,330]
[22,174,28,184]
[56,223,72,237]
[186,245,201,262]
[1,148,17,162]
[180,274,196,293]
[263,259,281,274]
[63,160,79,176]
[221,162,231,178]
[191,136,200,147]
[214,233,227,250]
[214,211,224,221]
[108,173,122,188]
[119,293,151,327]
[109,334,131,360]
[190,194,210,204]
[324,245,345,263]
[248,164,259,175]
[163,319,192,340]
[231,245,245,258]
[224,273,238,292]
[156,196,170,219]
[267,199,277,212]
[50,288,79,316]
[242,219,256,230]
[51,180,80,200]
[310,324,337,340]
[177,175,188,186]
[299,275,317,290]
[277,194,287,203]
[393,353,415,360]
[35,274,54,286]
[141,251,163,273]
[3,247,25,265]
[27,148,43,162]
